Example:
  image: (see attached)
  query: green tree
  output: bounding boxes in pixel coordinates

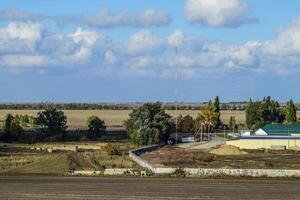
[246,97,285,130]
[126,102,172,146]
[36,106,67,141]
[178,115,195,133]
[28,116,37,128]
[87,116,106,140]
[229,116,237,132]
[4,114,23,142]
[285,99,297,124]
[214,96,221,128]
[4,114,14,141]
[196,101,218,133]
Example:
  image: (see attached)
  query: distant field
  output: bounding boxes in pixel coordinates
[0,109,248,128]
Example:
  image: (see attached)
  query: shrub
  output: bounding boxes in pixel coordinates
[170,168,186,178]
[102,144,122,155]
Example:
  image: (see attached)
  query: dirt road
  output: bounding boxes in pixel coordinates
[0,176,299,200]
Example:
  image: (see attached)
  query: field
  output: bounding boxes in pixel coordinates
[141,147,300,169]
[0,143,136,175]
[0,110,247,128]
[1,176,300,200]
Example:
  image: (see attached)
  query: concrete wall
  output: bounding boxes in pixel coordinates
[227,139,300,149]
[129,145,159,172]
[183,168,300,178]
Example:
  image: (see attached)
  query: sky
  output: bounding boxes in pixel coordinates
[0,0,300,103]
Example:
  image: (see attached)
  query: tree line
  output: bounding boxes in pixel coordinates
[126,96,299,146]
[0,103,250,111]
[246,97,297,130]
[1,96,298,145]
[2,106,106,143]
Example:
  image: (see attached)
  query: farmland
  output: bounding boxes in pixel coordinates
[1,176,300,200]
[0,143,136,175]
[0,110,247,128]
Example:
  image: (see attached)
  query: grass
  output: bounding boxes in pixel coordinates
[0,109,248,128]
[0,143,136,175]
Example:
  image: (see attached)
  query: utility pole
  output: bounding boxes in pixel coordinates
[288,129,290,150]
[175,47,179,145]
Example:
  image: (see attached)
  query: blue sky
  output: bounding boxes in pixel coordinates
[0,0,300,103]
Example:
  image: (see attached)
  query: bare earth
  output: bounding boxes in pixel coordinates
[0,110,246,128]
[0,176,299,200]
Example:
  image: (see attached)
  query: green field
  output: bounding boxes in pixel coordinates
[0,110,247,128]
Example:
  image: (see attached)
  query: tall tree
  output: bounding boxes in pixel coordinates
[178,115,195,133]
[229,116,237,132]
[126,102,172,146]
[196,101,218,133]
[246,97,285,130]
[87,116,106,140]
[285,99,297,124]
[214,96,221,128]
[37,106,67,141]
[4,114,14,141]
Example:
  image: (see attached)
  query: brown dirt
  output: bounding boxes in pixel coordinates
[210,145,248,156]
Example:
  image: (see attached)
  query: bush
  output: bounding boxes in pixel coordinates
[170,169,186,178]
[101,144,122,155]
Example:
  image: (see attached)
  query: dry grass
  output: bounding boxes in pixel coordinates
[0,143,136,175]
[141,147,300,169]
[0,109,248,128]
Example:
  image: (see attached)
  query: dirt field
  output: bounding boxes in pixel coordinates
[0,176,299,200]
[0,143,135,175]
[141,147,300,169]
[0,110,246,128]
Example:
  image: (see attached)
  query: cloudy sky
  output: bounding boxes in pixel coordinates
[0,0,300,103]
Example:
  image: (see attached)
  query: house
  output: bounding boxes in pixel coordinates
[227,124,300,150]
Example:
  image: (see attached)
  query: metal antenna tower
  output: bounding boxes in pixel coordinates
[175,47,179,144]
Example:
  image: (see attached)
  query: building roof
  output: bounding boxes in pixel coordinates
[262,124,300,135]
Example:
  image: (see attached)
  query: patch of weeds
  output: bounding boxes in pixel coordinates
[101,144,122,155]
[170,168,186,178]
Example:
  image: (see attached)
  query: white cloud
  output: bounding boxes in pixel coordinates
[168,30,185,48]
[124,30,165,56]
[0,7,170,28]
[184,0,258,28]
[1,17,300,78]
[70,27,110,47]
[104,50,117,65]
[263,17,300,57]
[0,55,48,68]
[0,22,44,53]
[0,7,46,21]
[59,7,171,28]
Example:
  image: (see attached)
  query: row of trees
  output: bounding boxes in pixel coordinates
[246,97,297,130]
[0,103,251,111]
[125,97,299,146]
[125,98,223,146]
[2,106,106,142]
